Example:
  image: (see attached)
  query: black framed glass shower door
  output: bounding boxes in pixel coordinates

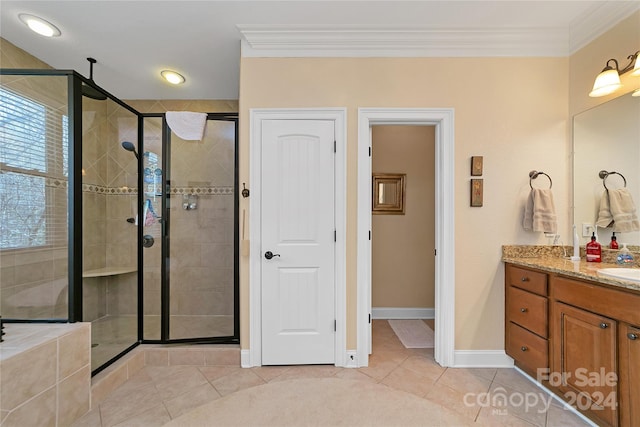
[141,114,239,343]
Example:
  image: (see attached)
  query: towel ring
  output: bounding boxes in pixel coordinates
[529,170,552,189]
[599,170,627,190]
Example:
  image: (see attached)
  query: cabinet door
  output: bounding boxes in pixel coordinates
[619,323,640,427]
[552,301,618,427]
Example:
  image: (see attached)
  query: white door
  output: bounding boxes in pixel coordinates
[261,119,336,365]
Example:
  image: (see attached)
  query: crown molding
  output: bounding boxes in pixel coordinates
[238,25,570,57]
[569,1,640,54]
[239,1,639,59]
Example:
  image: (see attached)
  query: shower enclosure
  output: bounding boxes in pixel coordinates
[0,68,239,374]
[141,114,239,342]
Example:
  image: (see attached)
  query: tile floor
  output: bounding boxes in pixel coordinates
[73,320,591,427]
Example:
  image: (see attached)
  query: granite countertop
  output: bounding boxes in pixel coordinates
[502,245,640,293]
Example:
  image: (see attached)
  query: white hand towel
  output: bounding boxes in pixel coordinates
[523,188,557,233]
[609,188,640,232]
[596,190,614,228]
[166,111,207,141]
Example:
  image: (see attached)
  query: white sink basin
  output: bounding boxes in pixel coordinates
[596,268,640,283]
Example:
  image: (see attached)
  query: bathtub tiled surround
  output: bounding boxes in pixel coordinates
[0,323,91,426]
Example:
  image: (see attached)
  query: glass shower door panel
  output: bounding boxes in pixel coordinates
[82,98,138,370]
[142,117,163,340]
[0,75,69,320]
[168,119,235,339]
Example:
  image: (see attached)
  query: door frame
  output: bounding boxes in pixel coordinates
[357,108,455,367]
[249,108,347,367]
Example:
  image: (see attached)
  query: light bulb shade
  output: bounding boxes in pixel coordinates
[160,70,185,85]
[18,14,61,37]
[631,54,640,77]
[589,68,622,97]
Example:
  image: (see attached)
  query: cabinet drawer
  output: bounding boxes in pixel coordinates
[506,264,547,296]
[507,286,548,338]
[506,322,548,372]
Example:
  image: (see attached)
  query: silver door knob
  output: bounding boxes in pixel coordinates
[264,251,281,260]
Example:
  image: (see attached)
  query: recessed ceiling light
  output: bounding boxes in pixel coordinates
[18,14,61,37]
[160,70,186,85]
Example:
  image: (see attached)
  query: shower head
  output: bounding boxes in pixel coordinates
[82,84,107,100]
[82,57,107,101]
[121,141,139,159]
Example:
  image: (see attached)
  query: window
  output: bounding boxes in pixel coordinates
[0,87,68,249]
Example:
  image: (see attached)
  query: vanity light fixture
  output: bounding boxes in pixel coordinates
[160,70,185,85]
[18,14,61,37]
[589,51,640,97]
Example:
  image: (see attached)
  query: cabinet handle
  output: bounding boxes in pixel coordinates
[628,333,638,340]
[521,277,530,282]
[520,308,528,313]
[521,346,528,352]
[600,322,609,329]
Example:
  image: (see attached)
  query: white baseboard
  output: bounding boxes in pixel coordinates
[240,349,251,368]
[371,307,434,319]
[453,350,514,368]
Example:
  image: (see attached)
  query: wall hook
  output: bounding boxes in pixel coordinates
[242,183,250,198]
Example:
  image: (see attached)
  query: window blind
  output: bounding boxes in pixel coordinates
[0,87,68,249]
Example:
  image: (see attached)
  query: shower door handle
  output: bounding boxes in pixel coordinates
[264,251,280,260]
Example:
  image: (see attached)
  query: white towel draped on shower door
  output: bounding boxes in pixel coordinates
[166,111,207,141]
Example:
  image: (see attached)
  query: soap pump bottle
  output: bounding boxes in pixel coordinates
[609,232,619,249]
[586,232,602,262]
[617,243,634,265]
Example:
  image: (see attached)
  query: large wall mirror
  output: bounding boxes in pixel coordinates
[573,92,640,246]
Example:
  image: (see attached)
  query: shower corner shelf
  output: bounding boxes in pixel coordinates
[82,267,137,278]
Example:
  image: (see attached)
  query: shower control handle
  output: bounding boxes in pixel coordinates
[142,235,155,248]
[264,251,280,260]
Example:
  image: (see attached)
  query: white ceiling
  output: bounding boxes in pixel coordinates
[1,1,638,100]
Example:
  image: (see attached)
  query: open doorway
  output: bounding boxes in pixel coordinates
[357,108,455,368]
[371,125,436,348]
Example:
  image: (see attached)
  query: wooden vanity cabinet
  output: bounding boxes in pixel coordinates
[505,264,548,376]
[619,323,640,427]
[551,300,618,427]
[505,263,640,427]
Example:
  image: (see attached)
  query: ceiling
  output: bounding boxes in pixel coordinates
[1,1,638,100]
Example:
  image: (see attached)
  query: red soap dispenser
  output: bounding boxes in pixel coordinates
[586,232,602,262]
[609,232,619,249]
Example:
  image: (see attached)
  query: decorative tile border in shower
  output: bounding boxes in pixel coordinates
[80,184,233,196]
[45,177,68,189]
[82,184,138,195]
[170,186,234,196]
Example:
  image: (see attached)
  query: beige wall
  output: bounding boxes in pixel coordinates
[239,56,571,350]
[371,126,435,309]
